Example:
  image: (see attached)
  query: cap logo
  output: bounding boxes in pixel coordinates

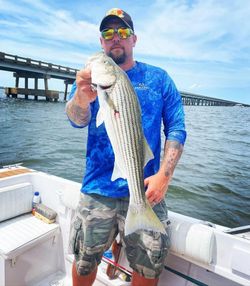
[106,8,124,18]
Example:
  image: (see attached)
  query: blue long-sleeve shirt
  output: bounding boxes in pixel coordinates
[67,61,186,197]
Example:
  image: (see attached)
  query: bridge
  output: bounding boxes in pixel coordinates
[0,52,249,106]
[0,52,78,101]
[180,91,249,106]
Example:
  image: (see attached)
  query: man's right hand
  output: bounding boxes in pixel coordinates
[66,68,97,127]
[74,68,97,109]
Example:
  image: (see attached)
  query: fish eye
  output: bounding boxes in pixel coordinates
[100,84,112,90]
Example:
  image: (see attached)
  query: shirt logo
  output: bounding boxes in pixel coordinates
[135,83,149,90]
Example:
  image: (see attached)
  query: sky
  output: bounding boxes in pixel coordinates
[0,0,250,104]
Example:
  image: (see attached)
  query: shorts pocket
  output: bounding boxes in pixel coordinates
[68,216,83,255]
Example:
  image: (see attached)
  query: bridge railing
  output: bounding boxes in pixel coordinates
[0,52,78,75]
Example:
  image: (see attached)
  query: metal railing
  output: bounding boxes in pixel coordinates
[0,52,78,75]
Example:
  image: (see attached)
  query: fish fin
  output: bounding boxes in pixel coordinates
[125,201,166,236]
[143,138,154,167]
[96,108,104,127]
[111,161,127,181]
[96,86,106,127]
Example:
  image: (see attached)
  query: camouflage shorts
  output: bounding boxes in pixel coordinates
[69,193,170,278]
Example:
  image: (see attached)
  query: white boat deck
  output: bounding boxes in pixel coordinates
[0,166,249,286]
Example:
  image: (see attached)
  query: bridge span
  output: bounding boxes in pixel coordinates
[0,52,249,106]
[180,91,248,106]
[0,52,77,101]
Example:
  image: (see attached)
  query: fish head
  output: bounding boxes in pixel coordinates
[87,52,117,89]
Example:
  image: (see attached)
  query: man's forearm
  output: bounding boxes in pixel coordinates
[160,140,183,182]
[66,97,91,127]
[145,140,183,204]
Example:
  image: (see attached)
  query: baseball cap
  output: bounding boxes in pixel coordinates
[99,8,134,32]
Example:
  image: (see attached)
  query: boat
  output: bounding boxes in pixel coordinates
[0,165,249,286]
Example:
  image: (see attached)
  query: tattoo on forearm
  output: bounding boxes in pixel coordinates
[163,141,183,178]
[66,99,91,126]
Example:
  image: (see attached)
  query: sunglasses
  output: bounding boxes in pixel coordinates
[101,27,134,40]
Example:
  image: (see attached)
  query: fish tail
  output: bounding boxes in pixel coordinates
[125,202,166,236]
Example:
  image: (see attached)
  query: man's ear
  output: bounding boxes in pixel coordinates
[132,34,137,47]
[100,37,104,48]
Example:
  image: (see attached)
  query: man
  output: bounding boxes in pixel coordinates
[66,8,186,286]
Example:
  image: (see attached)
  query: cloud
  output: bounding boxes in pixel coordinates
[189,83,203,90]
[135,0,250,63]
[0,0,249,104]
[0,0,99,52]
[1,0,249,65]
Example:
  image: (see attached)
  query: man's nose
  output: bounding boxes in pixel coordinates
[112,32,120,42]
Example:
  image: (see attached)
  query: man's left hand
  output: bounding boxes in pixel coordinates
[144,172,169,206]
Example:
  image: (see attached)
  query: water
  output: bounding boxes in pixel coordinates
[1,91,249,228]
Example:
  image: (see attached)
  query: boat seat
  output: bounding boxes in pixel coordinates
[0,182,59,260]
[0,214,59,260]
[0,182,33,222]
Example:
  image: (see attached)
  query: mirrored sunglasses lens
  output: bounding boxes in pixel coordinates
[118,28,131,39]
[102,29,115,40]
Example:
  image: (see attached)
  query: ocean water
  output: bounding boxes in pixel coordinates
[0,91,249,228]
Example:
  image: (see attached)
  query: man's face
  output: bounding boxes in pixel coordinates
[100,19,137,65]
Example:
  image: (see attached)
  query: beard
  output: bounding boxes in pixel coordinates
[108,49,126,65]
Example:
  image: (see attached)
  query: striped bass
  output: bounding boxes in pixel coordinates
[87,52,165,236]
